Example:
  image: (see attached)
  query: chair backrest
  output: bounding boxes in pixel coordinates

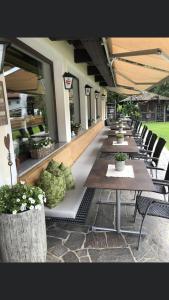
[19,128,29,138]
[142,126,148,141]
[137,122,142,134]
[164,162,169,181]
[38,124,44,132]
[27,127,34,135]
[141,125,148,140]
[144,130,152,147]
[148,133,157,152]
[152,137,166,165]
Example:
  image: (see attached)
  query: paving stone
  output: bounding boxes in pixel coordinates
[64,232,85,250]
[49,239,68,257]
[76,249,88,257]
[95,204,114,228]
[84,232,107,249]
[47,226,69,239]
[62,251,79,262]
[46,253,62,263]
[55,223,89,233]
[88,248,134,262]
[47,236,61,249]
[79,256,90,263]
[106,232,126,248]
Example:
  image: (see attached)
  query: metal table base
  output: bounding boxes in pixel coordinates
[92,190,146,236]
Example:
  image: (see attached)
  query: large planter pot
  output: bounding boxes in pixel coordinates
[115,160,125,171]
[0,205,47,262]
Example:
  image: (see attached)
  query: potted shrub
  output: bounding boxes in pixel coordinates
[71,122,81,135]
[116,133,124,144]
[29,137,55,159]
[114,152,128,171]
[0,182,47,262]
[0,133,47,262]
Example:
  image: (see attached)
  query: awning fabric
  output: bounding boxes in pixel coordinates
[107,38,169,95]
[5,69,45,95]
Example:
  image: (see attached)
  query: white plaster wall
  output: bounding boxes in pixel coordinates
[18,38,101,141]
[0,76,17,186]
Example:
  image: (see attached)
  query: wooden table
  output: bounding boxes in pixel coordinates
[110,124,130,130]
[106,129,133,137]
[101,137,138,155]
[85,159,154,235]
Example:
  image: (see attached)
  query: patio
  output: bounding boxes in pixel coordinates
[46,127,169,263]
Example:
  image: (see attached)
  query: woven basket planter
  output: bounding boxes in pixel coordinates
[30,144,55,159]
[0,205,47,262]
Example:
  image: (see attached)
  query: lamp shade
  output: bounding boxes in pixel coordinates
[95,90,100,99]
[63,72,74,90]
[0,43,7,74]
[85,85,92,96]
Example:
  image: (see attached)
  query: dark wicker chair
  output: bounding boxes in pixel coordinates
[27,127,34,135]
[139,130,152,152]
[132,132,157,161]
[134,181,169,249]
[134,125,148,145]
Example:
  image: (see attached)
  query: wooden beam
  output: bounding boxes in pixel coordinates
[111,48,161,59]
[95,75,104,82]
[81,39,114,86]
[87,66,100,75]
[74,48,92,63]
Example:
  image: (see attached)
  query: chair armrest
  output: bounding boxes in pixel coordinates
[147,166,165,171]
[152,179,169,187]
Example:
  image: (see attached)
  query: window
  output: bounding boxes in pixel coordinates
[96,98,99,119]
[4,43,58,174]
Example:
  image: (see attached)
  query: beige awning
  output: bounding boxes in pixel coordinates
[5,68,45,95]
[107,38,169,95]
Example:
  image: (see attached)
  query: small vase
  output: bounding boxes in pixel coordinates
[117,137,124,144]
[115,160,125,171]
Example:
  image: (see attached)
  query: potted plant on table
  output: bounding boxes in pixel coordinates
[116,133,124,144]
[114,152,128,171]
[0,134,47,262]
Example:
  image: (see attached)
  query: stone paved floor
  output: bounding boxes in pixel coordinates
[46,146,169,263]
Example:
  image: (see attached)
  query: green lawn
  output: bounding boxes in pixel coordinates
[144,121,169,149]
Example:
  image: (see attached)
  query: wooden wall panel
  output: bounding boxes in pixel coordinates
[19,121,104,185]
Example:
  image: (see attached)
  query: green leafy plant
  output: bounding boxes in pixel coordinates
[29,137,54,150]
[116,133,124,139]
[0,182,46,214]
[114,152,128,161]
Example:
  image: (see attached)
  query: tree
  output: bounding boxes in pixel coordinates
[150,80,169,97]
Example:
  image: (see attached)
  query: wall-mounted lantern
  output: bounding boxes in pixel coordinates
[0,42,8,74]
[63,72,74,90]
[85,85,92,96]
[95,91,100,100]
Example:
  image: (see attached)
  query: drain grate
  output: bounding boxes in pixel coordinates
[46,188,95,225]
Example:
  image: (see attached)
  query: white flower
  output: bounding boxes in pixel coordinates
[22,194,26,200]
[20,203,27,212]
[29,205,34,210]
[28,197,35,204]
[20,180,25,185]
[35,204,41,210]
[16,198,20,202]
[38,194,44,202]
[12,210,17,215]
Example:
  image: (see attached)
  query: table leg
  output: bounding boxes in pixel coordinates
[116,190,121,233]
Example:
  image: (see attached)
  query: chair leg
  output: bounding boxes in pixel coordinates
[137,215,146,250]
[133,204,138,222]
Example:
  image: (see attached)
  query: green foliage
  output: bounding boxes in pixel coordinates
[29,137,54,149]
[47,160,75,190]
[116,133,124,139]
[107,91,124,104]
[117,101,141,119]
[38,170,66,208]
[115,152,128,161]
[0,183,46,214]
[150,80,169,97]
